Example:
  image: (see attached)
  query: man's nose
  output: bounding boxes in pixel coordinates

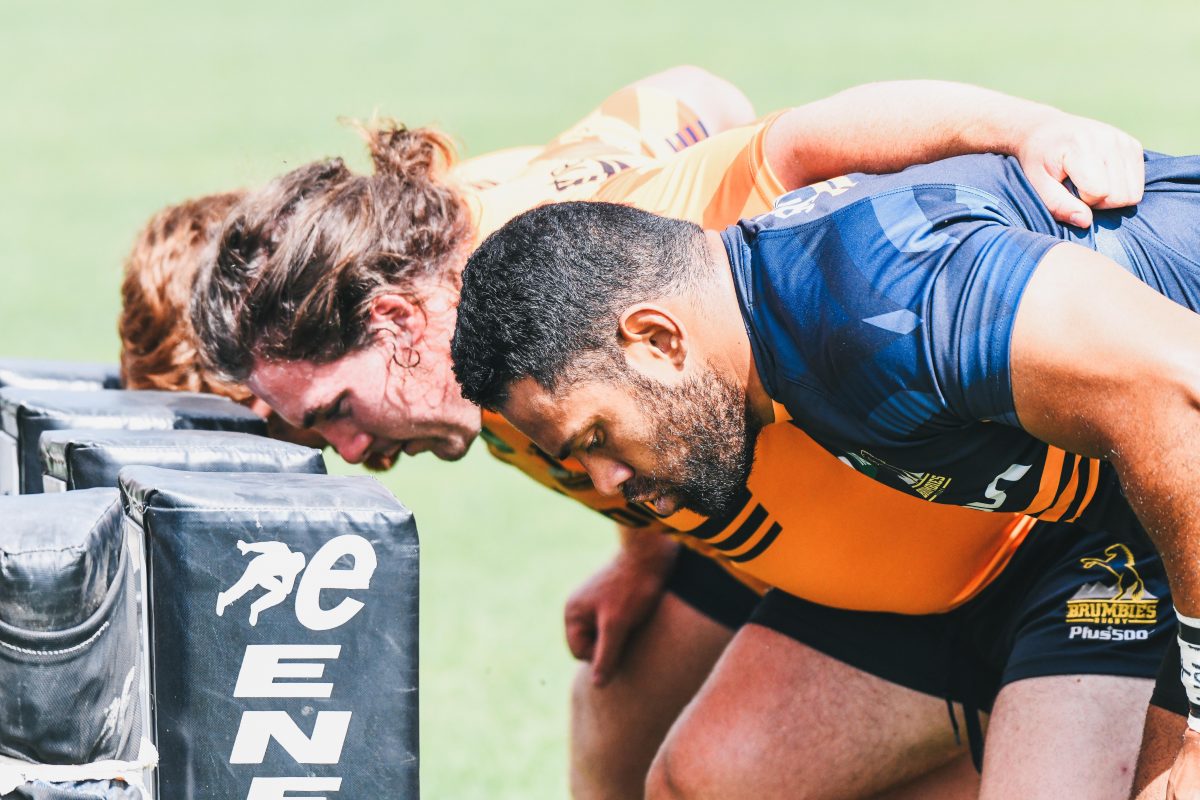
[324,426,373,464]
[580,454,634,496]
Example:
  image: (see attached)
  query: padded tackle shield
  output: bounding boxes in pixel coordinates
[0,489,152,799]
[0,360,122,392]
[0,389,265,496]
[40,430,327,492]
[121,467,419,800]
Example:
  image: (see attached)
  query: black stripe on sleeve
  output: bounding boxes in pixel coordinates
[728,522,783,564]
[711,505,768,552]
[683,486,752,541]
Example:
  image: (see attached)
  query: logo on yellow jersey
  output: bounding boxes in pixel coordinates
[1065,543,1158,631]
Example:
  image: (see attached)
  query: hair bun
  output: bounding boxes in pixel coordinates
[352,119,456,181]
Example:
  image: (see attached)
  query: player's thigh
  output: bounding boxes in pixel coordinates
[1131,705,1185,800]
[873,753,980,800]
[572,550,759,800]
[1131,639,1189,800]
[980,674,1152,800]
[571,589,734,761]
[648,622,968,800]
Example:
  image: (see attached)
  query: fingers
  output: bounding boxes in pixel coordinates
[1060,146,1113,210]
[590,617,629,687]
[1020,116,1146,225]
[1062,136,1144,211]
[565,619,596,662]
[1110,131,1144,207]
[1027,160,1094,228]
[564,607,597,662]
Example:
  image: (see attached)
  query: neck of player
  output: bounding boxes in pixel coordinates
[702,230,776,428]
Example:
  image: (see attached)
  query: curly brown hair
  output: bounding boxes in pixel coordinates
[119,191,251,399]
[191,121,474,384]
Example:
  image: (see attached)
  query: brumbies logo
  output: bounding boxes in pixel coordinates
[1066,543,1158,637]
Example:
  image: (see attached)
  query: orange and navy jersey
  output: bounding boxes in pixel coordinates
[726,152,1200,529]
[463,85,713,239]
[475,112,1037,615]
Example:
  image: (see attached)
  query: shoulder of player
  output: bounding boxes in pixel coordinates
[745,160,1020,241]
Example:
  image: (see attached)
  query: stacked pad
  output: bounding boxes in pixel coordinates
[39,430,326,492]
[122,467,419,799]
[0,360,121,391]
[0,489,150,799]
[0,389,265,495]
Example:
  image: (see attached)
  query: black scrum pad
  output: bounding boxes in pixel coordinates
[40,429,327,492]
[0,489,148,799]
[121,467,419,800]
[0,360,122,392]
[0,389,266,496]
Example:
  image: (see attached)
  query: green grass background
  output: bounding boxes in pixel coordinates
[2,2,1198,796]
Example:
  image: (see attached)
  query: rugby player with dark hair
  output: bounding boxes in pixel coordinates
[450,155,1200,798]
[192,79,1148,798]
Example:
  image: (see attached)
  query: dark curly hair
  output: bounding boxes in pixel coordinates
[452,201,708,411]
[191,121,474,383]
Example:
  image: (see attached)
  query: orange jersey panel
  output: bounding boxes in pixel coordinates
[466,85,712,239]
[482,409,1032,614]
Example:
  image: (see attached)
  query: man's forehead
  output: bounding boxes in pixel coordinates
[503,376,613,454]
[248,358,322,410]
[503,377,579,441]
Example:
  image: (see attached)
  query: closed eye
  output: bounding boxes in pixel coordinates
[329,395,351,421]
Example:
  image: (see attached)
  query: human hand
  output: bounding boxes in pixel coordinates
[564,535,678,687]
[1017,112,1144,228]
[1167,727,1200,799]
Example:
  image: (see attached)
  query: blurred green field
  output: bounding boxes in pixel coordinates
[2,1,1199,796]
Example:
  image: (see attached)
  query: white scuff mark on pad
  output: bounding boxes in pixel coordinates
[0,737,158,797]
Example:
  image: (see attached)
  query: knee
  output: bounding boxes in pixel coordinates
[645,724,721,800]
[569,665,652,799]
[645,740,686,800]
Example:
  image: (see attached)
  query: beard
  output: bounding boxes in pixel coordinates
[620,366,761,520]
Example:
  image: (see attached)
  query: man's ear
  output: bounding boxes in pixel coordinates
[370,293,425,342]
[618,304,688,372]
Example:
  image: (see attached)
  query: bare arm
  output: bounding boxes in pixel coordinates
[767,80,1144,226]
[1009,243,1200,796]
[1010,243,1200,611]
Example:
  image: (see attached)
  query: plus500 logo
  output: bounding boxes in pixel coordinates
[1068,625,1150,641]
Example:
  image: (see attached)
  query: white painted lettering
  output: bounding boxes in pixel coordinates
[234,645,341,699]
[245,777,342,799]
[230,711,352,764]
[294,535,378,631]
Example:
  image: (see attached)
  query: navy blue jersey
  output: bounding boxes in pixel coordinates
[725,153,1200,522]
